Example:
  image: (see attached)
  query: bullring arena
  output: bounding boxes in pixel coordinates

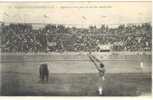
[0,52,151,96]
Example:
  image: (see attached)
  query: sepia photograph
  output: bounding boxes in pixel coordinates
[0,1,152,96]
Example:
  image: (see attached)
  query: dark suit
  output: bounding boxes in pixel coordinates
[39,63,49,82]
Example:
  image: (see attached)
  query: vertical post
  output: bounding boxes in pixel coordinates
[45,29,48,53]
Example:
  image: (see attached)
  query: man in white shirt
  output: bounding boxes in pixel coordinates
[88,54,106,95]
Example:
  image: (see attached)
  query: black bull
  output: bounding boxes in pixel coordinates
[39,64,49,82]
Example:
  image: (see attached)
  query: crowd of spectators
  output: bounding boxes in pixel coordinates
[1,23,152,52]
